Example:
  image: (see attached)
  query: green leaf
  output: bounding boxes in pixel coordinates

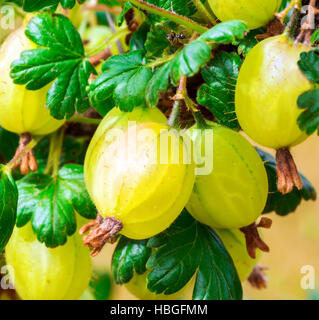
[22,0,78,11]
[146,21,249,106]
[112,237,152,284]
[297,88,319,135]
[146,59,173,108]
[22,0,58,12]
[146,40,211,107]
[0,127,19,164]
[10,13,96,120]
[170,39,211,84]
[130,22,149,52]
[199,20,248,44]
[0,165,18,253]
[197,51,241,130]
[298,50,319,84]
[147,212,201,295]
[193,227,241,300]
[89,270,112,300]
[93,96,116,117]
[16,164,97,247]
[147,210,243,300]
[257,148,317,216]
[145,23,171,57]
[237,28,265,56]
[145,0,196,17]
[89,50,153,111]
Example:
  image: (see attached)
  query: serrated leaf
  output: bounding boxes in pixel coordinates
[170,39,211,84]
[199,20,248,44]
[10,13,96,120]
[145,23,170,57]
[297,88,319,135]
[146,59,173,108]
[146,21,249,105]
[16,164,97,247]
[193,227,241,300]
[257,148,317,216]
[147,210,243,300]
[146,0,196,17]
[0,165,18,253]
[26,14,84,56]
[146,212,201,295]
[89,50,153,111]
[197,51,241,130]
[298,50,319,84]
[112,237,152,284]
[146,40,211,106]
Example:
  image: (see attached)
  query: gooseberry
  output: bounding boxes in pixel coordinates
[84,119,195,244]
[84,106,167,196]
[0,27,64,135]
[235,35,313,150]
[208,0,282,30]
[5,222,92,300]
[186,124,268,229]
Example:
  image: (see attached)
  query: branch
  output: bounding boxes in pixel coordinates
[128,0,209,34]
